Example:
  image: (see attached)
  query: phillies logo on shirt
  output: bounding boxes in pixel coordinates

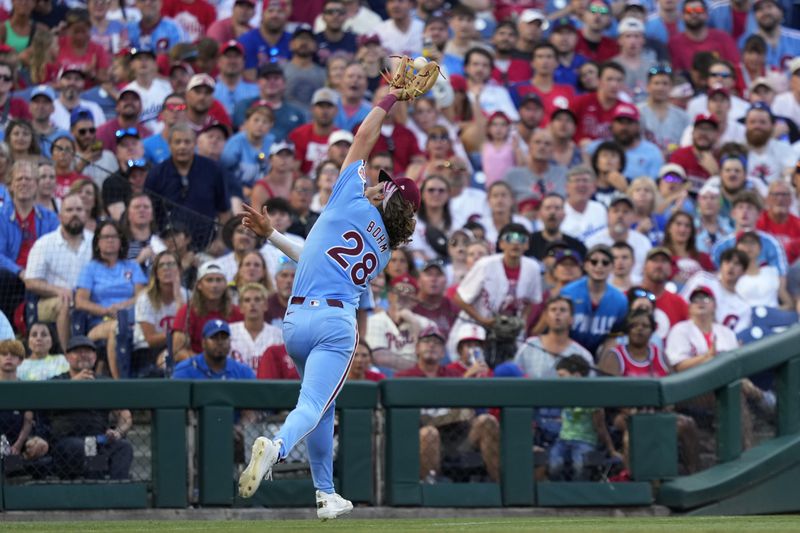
[552,96,569,109]
[156,38,169,52]
[124,270,133,281]
[723,314,740,330]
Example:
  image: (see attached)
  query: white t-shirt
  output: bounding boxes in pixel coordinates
[470,83,520,122]
[561,200,608,242]
[514,336,594,378]
[133,289,189,350]
[123,78,173,128]
[26,229,93,290]
[736,266,780,308]
[746,139,796,186]
[686,93,749,122]
[679,271,752,333]
[366,310,435,372]
[376,18,424,56]
[449,187,490,231]
[665,319,739,367]
[229,321,283,373]
[772,92,800,128]
[679,119,746,147]
[585,228,652,285]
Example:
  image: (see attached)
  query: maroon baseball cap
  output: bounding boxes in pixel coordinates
[378,172,421,212]
[689,285,715,300]
[707,86,730,99]
[694,112,719,128]
[390,273,418,290]
[221,40,245,55]
[612,102,640,121]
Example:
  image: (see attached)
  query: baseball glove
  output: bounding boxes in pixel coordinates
[489,315,525,343]
[382,55,442,101]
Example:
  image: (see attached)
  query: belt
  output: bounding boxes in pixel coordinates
[290,296,344,308]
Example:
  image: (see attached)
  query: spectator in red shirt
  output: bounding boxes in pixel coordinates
[96,89,153,152]
[161,0,216,42]
[511,43,576,126]
[576,0,620,62]
[412,260,460,341]
[667,0,740,74]
[288,87,339,175]
[667,113,720,194]
[208,0,255,42]
[347,341,385,382]
[172,261,244,362]
[57,9,112,87]
[639,248,690,334]
[573,61,625,143]
[256,344,300,379]
[490,22,532,85]
[264,255,295,328]
[395,327,500,482]
[445,323,492,378]
[757,180,800,262]
[184,74,232,134]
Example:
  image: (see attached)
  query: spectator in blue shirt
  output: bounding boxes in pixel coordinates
[75,220,148,378]
[127,0,186,53]
[143,94,187,165]
[173,319,256,379]
[232,63,307,139]
[214,40,260,116]
[0,160,59,323]
[738,0,800,68]
[238,0,293,81]
[220,103,276,204]
[560,244,629,356]
[315,1,358,63]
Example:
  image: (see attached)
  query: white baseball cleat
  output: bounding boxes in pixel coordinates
[316,490,353,520]
[238,437,281,498]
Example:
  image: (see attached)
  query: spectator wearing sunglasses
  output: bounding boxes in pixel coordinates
[639,248,690,337]
[610,18,659,101]
[122,48,173,130]
[52,65,106,133]
[586,196,652,284]
[70,107,119,187]
[560,244,628,356]
[96,89,153,152]
[667,0,740,74]
[576,0,620,63]
[637,65,690,153]
[686,60,749,123]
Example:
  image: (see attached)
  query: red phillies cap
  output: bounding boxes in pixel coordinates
[612,103,640,121]
[694,112,719,128]
[222,40,245,55]
[707,85,730,99]
[378,172,421,212]
[689,285,715,300]
[390,274,418,290]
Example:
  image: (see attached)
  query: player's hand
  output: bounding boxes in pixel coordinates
[241,203,274,238]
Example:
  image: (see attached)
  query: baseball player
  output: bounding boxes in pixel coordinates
[237,86,422,519]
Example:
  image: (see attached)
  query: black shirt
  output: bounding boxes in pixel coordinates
[526,231,587,262]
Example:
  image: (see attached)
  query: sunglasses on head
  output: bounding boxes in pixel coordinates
[630,288,656,302]
[501,232,528,244]
[648,65,672,77]
[589,3,609,14]
[684,4,705,13]
[127,158,147,169]
[115,127,139,139]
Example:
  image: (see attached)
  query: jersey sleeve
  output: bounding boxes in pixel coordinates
[326,160,367,210]
[456,257,487,305]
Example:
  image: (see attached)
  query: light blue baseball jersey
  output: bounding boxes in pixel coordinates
[291,160,392,307]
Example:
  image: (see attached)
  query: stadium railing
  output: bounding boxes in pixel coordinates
[0,327,799,512]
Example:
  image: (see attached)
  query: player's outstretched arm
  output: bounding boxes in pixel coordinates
[341,88,404,171]
[241,203,304,262]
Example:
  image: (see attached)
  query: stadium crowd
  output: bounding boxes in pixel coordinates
[0,0,798,483]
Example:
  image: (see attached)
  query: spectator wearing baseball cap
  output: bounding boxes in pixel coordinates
[172,319,256,380]
[69,106,121,187]
[122,47,173,130]
[683,86,747,148]
[288,87,343,175]
[610,17,659,96]
[685,60,750,122]
[28,85,70,158]
[411,260,460,341]
[773,57,800,126]
[185,73,233,134]
[232,64,306,142]
[667,112,720,195]
[208,0,255,43]
[741,0,800,69]
[576,0,620,62]
[52,65,107,133]
[572,61,626,143]
[172,262,244,361]
[587,102,665,181]
[637,65,691,153]
[283,25,327,109]
[237,0,293,78]
[489,22,534,86]
[214,40,260,116]
[56,9,112,87]
[95,88,153,152]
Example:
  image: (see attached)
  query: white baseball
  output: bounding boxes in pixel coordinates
[412,56,428,70]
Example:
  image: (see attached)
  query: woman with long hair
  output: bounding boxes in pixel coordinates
[484,181,532,245]
[68,177,103,233]
[410,174,453,261]
[6,119,39,161]
[172,261,243,362]
[52,134,86,201]
[17,321,68,381]
[75,220,147,377]
[661,210,715,290]
[119,193,157,272]
[590,141,628,207]
[0,0,48,53]
[25,30,58,85]
[88,0,129,55]
[133,251,188,377]
[628,177,665,246]
[56,8,111,86]
[384,248,418,286]
[231,250,275,305]
[311,159,338,212]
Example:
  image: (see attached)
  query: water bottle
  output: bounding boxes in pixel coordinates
[0,434,10,457]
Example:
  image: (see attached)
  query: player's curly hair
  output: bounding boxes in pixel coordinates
[379,196,417,249]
